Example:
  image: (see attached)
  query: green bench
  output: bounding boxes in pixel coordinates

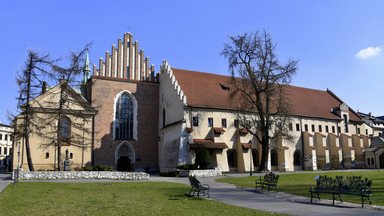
[188,175,210,198]
[309,175,372,208]
[255,172,279,192]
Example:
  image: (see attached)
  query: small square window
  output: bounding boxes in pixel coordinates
[311,125,315,132]
[246,120,251,128]
[318,125,322,132]
[332,126,335,133]
[69,153,73,159]
[46,152,49,159]
[4,148,7,155]
[325,126,329,133]
[222,119,227,128]
[357,128,361,134]
[296,123,300,131]
[208,118,213,127]
[304,124,308,132]
[289,123,293,131]
[193,117,199,126]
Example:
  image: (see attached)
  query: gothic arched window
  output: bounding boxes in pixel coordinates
[60,116,71,144]
[115,93,134,139]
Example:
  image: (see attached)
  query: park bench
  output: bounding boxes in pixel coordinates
[188,175,210,198]
[309,175,372,208]
[255,172,279,192]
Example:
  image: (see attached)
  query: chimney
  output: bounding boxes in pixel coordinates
[42,82,47,94]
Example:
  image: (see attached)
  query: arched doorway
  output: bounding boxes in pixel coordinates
[294,150,301,166]
[380,153,384,168]
[115,142,135,171]
[227,149,237,168]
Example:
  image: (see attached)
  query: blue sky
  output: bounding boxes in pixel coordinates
[1,0,383,124]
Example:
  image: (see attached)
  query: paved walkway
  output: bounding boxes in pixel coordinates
[1,171,384,215]
[0,171,12,193]
[148,173,384,216]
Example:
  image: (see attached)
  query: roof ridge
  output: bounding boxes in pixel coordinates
[173,68,333,93]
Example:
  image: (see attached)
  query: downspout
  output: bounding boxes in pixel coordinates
[300,117,305,170]
[91,115,95,167]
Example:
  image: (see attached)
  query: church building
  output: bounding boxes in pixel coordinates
[13,32,378,172]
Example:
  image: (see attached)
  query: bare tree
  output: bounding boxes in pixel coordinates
[222,30,298,171]
[35,43,94,171]
[15,50,55,171]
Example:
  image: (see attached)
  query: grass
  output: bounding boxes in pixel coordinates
[216,170,384,206]
[0,181,287,216]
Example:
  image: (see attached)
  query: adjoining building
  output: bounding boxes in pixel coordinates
[358,112,384,137]
[0,123,13,171]
[359,112,384,168]
[13,77,97,171]
[158,63,372,172]
[364,136,384,168]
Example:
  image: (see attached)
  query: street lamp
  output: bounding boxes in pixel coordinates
[249,140,252,176]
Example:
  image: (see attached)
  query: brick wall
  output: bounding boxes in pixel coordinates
[91,76,159,171]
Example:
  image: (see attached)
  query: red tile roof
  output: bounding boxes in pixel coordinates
[213,127,226,133]
[171,68,362,122]
[315,132,326,137]
[303,131,313,136]
[241,143,251,149]
[189,139,228,149]
[239,128,249,134]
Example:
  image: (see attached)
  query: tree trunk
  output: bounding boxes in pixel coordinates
[25,55,35,171]
[257,135,270,172]
[57,85,65,171]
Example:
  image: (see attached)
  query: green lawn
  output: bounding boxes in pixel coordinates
[216,170,384,206]
[0,181,287,216]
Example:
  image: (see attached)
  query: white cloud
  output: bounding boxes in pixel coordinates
[355,46,382,59]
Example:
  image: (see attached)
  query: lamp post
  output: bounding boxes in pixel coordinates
[249,140,252,176]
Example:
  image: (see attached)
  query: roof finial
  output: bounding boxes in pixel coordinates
[82,49,91,84]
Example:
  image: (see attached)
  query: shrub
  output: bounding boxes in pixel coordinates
[82,165,114,171]
[159,171,179,177]
[195,149,211,169]
[176,164,197,170]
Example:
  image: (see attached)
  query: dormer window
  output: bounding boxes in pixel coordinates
[219,83,230,91]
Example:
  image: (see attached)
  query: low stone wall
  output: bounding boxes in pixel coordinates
[179,168,222,177]
[13,170,150,180]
